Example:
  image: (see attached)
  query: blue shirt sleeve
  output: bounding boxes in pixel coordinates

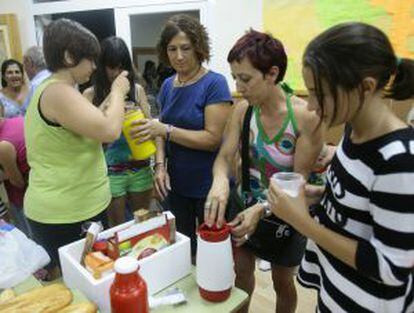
[205,73,232,106]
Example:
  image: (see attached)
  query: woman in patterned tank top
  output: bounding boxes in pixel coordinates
[205,30,323,313]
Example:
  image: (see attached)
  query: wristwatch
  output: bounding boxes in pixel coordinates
[258,200,272,219]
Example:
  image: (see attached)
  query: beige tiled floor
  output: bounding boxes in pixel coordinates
[249,267,317,313]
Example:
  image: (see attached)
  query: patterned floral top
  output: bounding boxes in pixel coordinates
[0,93,24,117]
[239,84,298,203]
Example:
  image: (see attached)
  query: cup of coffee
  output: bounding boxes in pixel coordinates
[271,172,304,197]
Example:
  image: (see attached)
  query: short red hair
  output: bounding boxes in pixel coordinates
[227,29,287,84]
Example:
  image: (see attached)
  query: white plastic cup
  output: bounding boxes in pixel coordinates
[271,172,304,197]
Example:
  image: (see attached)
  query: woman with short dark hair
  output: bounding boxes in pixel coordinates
[269,22,414,312]
[132,14,232,254]
[24,19,130,280]
[205,29,323,313]
[0,59,28,117]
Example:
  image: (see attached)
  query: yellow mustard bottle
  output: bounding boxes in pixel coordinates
[122,109,156,160]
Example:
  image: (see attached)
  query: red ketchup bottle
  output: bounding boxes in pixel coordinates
[110,256,149,313]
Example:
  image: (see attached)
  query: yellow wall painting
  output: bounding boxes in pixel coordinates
[263,0,414,92]
[371,0,414,59]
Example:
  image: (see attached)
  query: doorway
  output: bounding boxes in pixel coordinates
[129,11,199,74]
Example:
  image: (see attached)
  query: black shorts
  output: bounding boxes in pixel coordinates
[227,190,306,267]
[245,217,307,266]
[27,210,108,269]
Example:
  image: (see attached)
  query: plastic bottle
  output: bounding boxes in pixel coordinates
[122,109,156,160]
[110,256,149,313]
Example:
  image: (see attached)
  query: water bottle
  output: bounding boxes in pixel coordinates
[122,108,156,160]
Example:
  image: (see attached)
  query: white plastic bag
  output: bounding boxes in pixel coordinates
[0,220,50,288]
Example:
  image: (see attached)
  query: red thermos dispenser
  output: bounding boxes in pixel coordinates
[196,223,235,302]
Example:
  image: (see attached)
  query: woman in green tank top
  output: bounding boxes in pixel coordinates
[24,19,130,280]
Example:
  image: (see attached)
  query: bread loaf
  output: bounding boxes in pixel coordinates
[0,284,72,313]
[0,289,15,304]
[57,302,97,313]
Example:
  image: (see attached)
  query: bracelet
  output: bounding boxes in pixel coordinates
[154,161,164,168]
[166,124,173,142]
[258,200,272,219]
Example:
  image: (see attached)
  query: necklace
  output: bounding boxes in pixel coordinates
[176,66,203,86]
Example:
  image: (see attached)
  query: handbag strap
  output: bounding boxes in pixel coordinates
[241,105,253,193]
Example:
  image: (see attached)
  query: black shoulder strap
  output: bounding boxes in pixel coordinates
[241,105,253,193]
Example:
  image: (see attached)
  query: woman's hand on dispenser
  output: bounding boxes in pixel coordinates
[111,71,130,97]
[228,204,262,247]
[154,163,171,200]
[204,176,230,228]
[130,118,167,143]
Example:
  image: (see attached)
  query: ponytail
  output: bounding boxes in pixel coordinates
[390,58,414,100]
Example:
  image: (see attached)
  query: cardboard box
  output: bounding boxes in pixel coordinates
[59,218,191,313]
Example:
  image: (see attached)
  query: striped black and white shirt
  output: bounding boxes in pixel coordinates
[298,127,414,312]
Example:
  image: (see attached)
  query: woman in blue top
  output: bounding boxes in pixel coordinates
[133,14,232,254]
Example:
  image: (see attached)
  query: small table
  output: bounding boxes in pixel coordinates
[152,270,248,313]
[13,271,248,313]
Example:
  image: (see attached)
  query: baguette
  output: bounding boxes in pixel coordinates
[0,289,15,305]
[0,284,72,313]
[57,302,97,313]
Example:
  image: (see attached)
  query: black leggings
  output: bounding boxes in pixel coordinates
[166,191,205,256]
[27,210,108,269]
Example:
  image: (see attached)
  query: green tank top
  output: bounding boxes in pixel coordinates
[24,78,110,224]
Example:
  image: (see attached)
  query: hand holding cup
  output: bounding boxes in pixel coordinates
[268,172,312,228]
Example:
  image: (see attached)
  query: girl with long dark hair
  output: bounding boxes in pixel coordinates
[84,36,153,226]
[269,22,414,312]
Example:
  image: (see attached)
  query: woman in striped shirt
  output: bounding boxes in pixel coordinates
[269,22,414,312]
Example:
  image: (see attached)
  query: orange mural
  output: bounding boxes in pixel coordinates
[371,0,414,58]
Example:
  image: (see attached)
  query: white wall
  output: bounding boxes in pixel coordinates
[209,0,262,89]
[1,0,262,89]
[0,0,37,56]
